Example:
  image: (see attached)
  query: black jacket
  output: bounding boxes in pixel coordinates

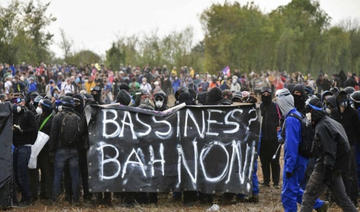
[260,102,280,141]
[13,108,37,146]
[339,106,360,146]
[313,116,351,173]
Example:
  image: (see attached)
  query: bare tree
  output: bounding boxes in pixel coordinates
[59,28,73,60]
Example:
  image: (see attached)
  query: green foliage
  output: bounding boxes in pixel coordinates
[104,28,205,72]
[201,0,360,75]
[67,50,101,67]
[0,0,55,65]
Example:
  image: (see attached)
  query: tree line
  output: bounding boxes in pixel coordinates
[1,0,360,75]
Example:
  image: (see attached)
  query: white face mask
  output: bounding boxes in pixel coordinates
[17,106,22,113]
[58,105,63,112]
[155,100,164,108]
[36,107,43,115]
[325,108,331,114]
[306,112,311,122]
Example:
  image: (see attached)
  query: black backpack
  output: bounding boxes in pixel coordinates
[60,111,81,147]
[284,113,314,158]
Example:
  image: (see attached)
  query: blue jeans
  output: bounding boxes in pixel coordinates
[52,148,80,202]
[13,146,31,202]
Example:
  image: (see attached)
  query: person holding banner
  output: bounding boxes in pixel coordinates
[12,97,37,206]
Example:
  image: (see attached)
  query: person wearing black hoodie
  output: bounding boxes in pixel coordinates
[259,87,281,188]
[50,96,82,204]
[12,97,37,206]
[153,90,168,111]
[300,97,356,212]
[29,99,54,202]
[336,91,360,206]
[73,94,92,202]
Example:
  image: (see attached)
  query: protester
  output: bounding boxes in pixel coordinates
[29,99,54,202]
[275,88,326,212]
[259,87,280,188]
[2,62,360,210]
[50,96,82,204]
[300,97,356,212]
[336,91,360,206]
[12,96,37,206]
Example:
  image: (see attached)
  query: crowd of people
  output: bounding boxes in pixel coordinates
[1,62,360,211]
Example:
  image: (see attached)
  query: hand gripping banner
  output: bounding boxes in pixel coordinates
[85,103,259,194]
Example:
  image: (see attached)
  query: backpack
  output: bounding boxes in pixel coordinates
[284,113,314,158]
[60,111,81,147]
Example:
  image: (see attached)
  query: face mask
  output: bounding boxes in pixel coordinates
[36,107,43,115]
[232,79,237,84]
[293,95,305,111]
[155,100,164,108]
[17,106,22,113]
[306,112,311,122]
[325,107,331,115]
[261,95,272,105]
[58,105,63,112]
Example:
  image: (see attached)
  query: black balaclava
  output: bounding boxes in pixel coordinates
[292,84,306,114]
[326,96,341,122]
[261,87,272,105]
[336,91,350,114]
[73,94,84,114]
[261,94,271,105]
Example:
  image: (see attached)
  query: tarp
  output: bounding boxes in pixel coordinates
[86,103,259,194]
[0,102,13,208]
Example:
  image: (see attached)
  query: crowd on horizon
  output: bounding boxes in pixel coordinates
[1,62,360,104]
[2,62,360,211]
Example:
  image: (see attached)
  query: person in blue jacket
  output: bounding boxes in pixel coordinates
[275,88,327,212]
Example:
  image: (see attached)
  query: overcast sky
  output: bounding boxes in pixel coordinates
[4,0,360,57]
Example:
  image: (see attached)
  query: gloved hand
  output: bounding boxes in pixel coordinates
[286,172,293,178]
[13,124,23,133]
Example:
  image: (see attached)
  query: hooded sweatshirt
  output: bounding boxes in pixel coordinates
[276,88,294,117]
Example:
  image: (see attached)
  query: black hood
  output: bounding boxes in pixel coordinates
[73,94,84,114]
[292,84,306,114]
[153,90,168,111]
